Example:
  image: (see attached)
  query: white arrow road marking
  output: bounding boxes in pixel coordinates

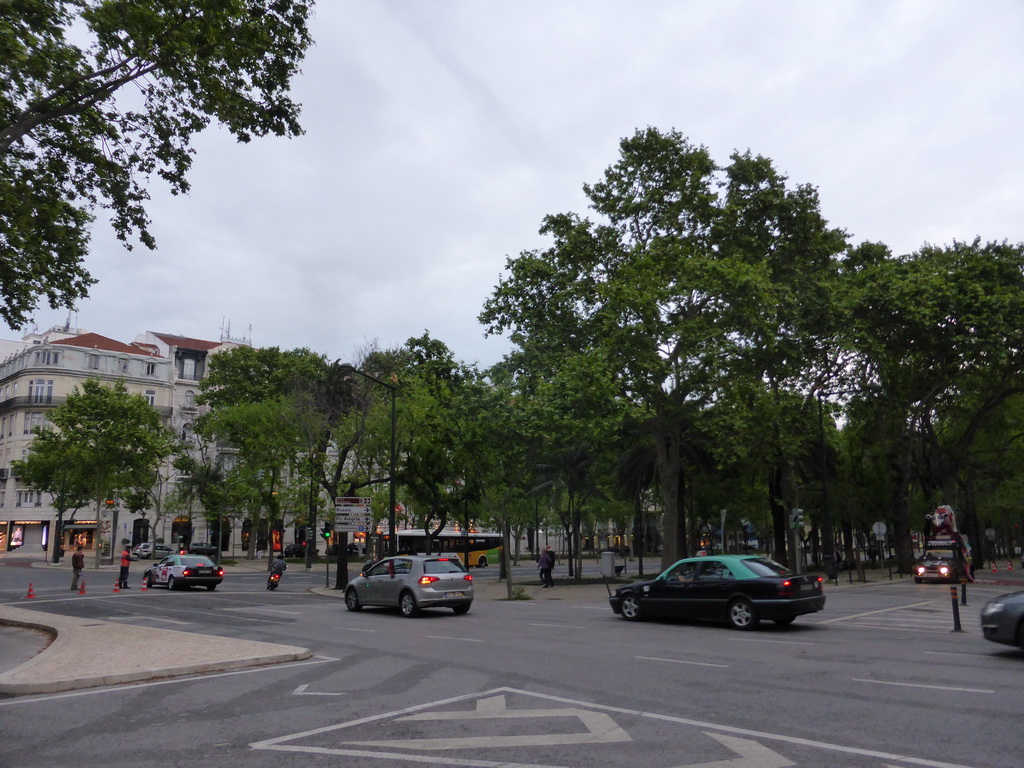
[293,684,344,696]
[342,694,631,749]
[668,733,795,768]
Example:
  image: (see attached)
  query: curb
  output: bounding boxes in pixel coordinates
[0,604,312,696]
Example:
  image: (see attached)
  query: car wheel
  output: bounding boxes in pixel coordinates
[146,575,155,589]
[619,594,643,621]
[452,604,471,615]
[345,588,362,612]
[914,577,922,584]
[167,576,176,590]
[206,584,217,591]
[727,598,760,630]
[400,591,419,617]
[772,616,796,626]
[477,555,488,568]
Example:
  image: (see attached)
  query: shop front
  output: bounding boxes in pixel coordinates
[4,519,50,553]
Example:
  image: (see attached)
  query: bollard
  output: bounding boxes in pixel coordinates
[959,578,967,606]
[949,585,963,632]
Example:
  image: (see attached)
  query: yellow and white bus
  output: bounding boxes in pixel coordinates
[367,528,502,568]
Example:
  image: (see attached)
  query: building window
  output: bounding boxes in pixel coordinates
[183,390,195,407]
[28,379,53,404]
[24,412,44,435]
[145,389,156,406]
[121,359,130,373]
[146,362,156,376]
[182,358,196,380]
[88,354,100,370]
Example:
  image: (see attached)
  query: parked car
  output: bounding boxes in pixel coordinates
[186,541,218,557]
[132,543,172,559]
[608,555,826,630]
[144,554,224,590]
[981,590,1024,649]
[344,555,473,617]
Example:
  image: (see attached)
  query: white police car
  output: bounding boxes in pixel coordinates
[144,554,224,591]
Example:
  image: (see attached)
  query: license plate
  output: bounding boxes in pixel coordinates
[800,583,814,592]
[197,568,212,574]
[444,591,464,598]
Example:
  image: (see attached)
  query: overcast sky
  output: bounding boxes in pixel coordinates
[13,1,1024,368]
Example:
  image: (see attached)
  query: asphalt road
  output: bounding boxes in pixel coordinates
[1,562,1022,768]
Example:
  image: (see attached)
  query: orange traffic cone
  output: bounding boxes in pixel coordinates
[1009,561,1014,571]
[25,583,35,599]
[113,580,120,593]
[992,562,998,573]
[140,576,147,591]
[78,579,86,595]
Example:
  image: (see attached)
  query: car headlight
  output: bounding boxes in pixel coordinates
[983,602,1005,615]
[916,566,925,575]
[939,566,949,575]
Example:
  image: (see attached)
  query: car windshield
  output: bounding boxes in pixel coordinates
[181,556,214,566]
[742,558,793,577]
[923,550,954,561]
[424,558,467,574]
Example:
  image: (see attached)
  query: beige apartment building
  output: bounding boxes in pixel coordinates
[0,324,241,559]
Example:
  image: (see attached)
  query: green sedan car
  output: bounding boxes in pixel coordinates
[609,555,826,630]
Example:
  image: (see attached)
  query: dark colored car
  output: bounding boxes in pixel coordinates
[345,555,473,617]
[913,549,963,583]
[186,541,218,557]
[144,554,224,590]
[609,555,825,630]
[981,590,1024,649]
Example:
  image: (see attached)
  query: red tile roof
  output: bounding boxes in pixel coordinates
[151,333,222,351]
[51,333,161,357]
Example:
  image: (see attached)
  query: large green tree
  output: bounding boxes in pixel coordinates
[0,0,313,327]
[481,127,847,568]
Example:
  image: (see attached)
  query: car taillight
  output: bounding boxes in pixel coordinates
[418,575,440,585]
[217,569,224,576]
[182,569,193,576]
[777,579,797,596]
[464,574,473,582]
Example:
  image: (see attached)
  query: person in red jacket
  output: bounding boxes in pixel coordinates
[119,545,132,589]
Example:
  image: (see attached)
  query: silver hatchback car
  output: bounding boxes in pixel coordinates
[344,555,474,617]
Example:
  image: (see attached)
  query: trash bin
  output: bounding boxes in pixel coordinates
[600,550,616,578]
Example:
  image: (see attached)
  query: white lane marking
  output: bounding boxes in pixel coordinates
[636,656,729,668]
[342,693,631,749]
[293,683,345,696]
[0,656,340,707]
[424,635,484,642]
[332,626,376,633]
[223,607,304,615]
[852,678,993,694]
[529,623,586,629]
[817,601,934,623]
[670,732,795,768]
[728,637,815,647]
[105,616,192,626]
[251,685,977,768]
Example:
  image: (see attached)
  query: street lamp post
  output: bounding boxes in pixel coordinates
[338,364,398,557]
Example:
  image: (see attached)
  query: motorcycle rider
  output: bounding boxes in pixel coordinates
[268,554,287,584]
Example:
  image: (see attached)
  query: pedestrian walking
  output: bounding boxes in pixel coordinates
[538,546,555,588]
[70,545,85,591]
[118,544,132,589]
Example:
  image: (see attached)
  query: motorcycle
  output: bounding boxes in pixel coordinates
[267,572,281,591]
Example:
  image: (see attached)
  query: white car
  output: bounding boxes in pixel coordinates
[144,554,224,590]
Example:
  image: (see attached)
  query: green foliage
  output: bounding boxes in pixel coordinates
[0,0,313,327]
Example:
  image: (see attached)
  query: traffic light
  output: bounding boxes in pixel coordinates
[321,522,333,541]
[789,508,804,529]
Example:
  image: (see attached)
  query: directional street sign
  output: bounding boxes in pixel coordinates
[334,496,372,532]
